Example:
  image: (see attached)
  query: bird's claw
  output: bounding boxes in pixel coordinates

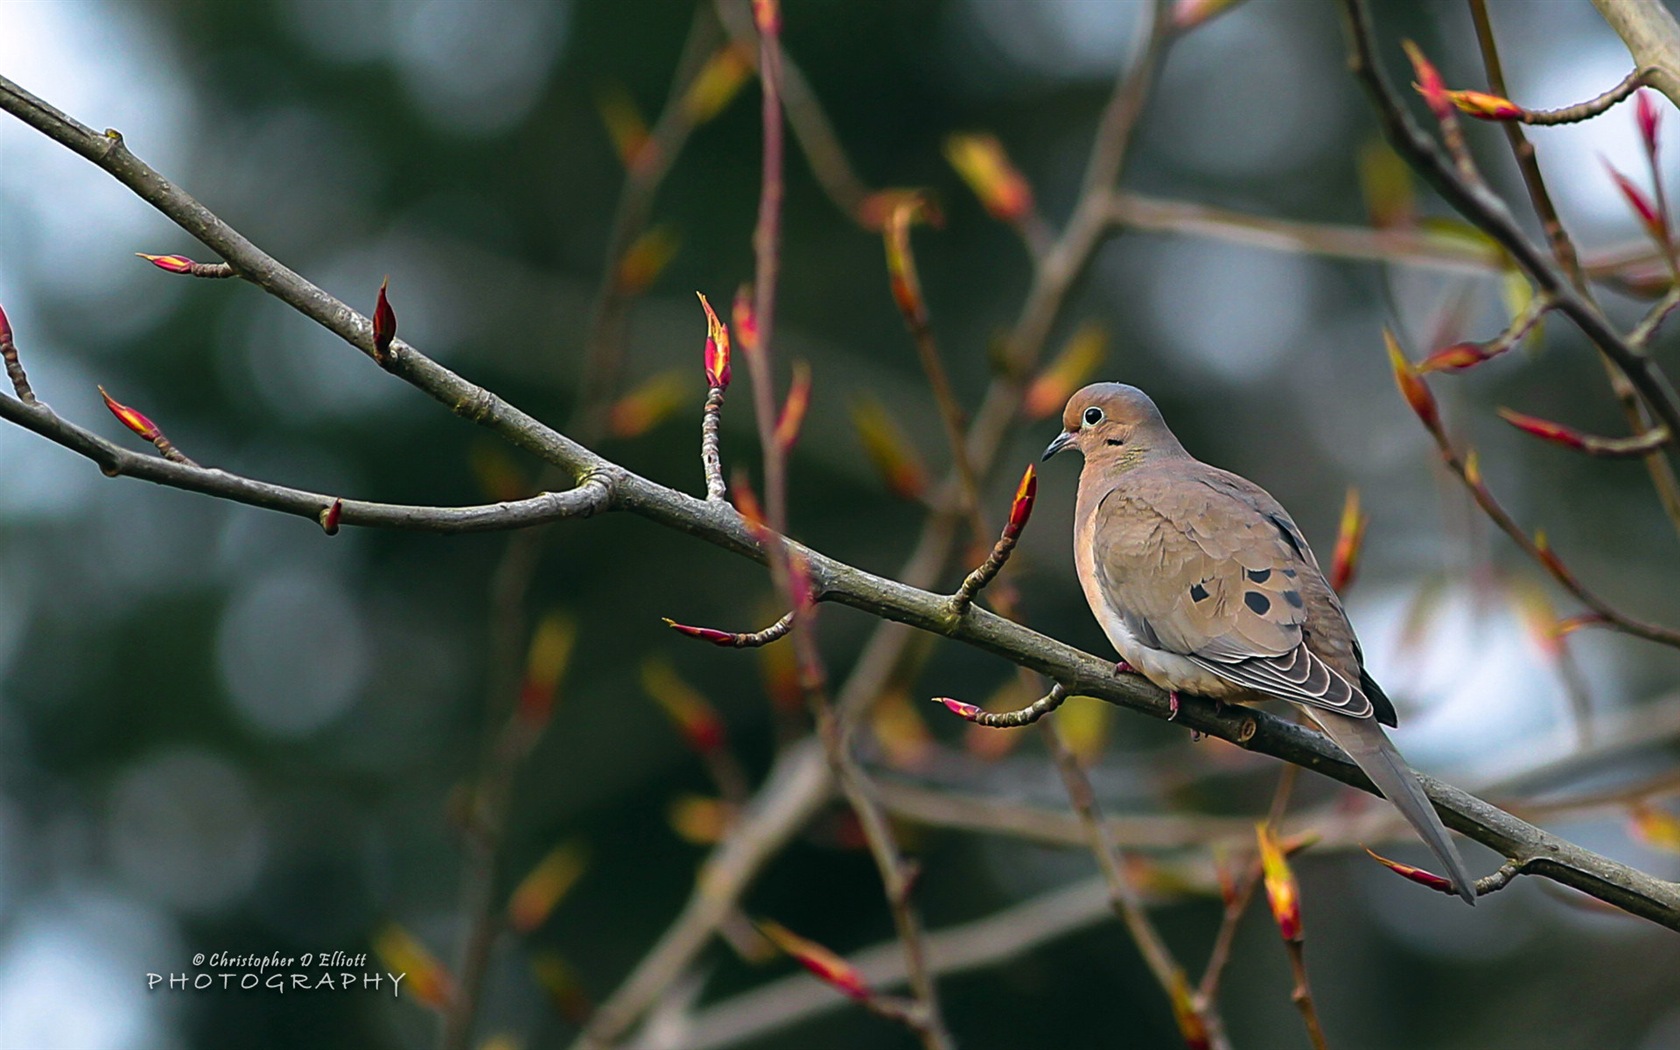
[1113,660,1136,675]
[1166,689,1180,721]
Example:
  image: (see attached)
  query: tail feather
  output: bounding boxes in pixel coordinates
[1310,711,1476,905]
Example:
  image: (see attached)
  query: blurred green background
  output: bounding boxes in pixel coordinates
[1,1,1678,1047]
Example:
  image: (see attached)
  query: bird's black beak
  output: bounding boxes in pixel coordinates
[1042,430,1075,461]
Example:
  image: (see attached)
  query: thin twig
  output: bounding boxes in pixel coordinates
[1339,0,1680,448]
[664,609,794,649]
[883,204,983,531]
[745,8,949,1047]
[1039,716,1229,1050]
[1507,68,1646,126]
[1467,0,1680,543]
[0,306,34,403]
[1632,285,1680,348]
[701,386,727,500]
[573,7,724,437]
[935,683,1068,729]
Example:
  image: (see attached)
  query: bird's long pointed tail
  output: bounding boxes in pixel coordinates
[1310,711,1477,905]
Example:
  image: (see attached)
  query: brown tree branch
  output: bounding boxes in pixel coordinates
[1339,0,1680,446]
[0,392,609,531]
[7,28,1680,1050]
[1594,0,1680,107]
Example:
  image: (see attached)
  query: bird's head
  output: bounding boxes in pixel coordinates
[1042,383,1181,467]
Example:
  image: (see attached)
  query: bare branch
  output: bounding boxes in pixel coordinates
[1594,0,1680,107]
[1338,2,1680,446]
[0,392,609,532]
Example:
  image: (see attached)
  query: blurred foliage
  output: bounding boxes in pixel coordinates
[1,1,1679,1049]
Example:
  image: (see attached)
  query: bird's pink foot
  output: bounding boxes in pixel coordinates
[1114,660,1137,676]
[1166,689,1180,721]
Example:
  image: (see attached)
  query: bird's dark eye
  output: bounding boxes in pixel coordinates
[1082,407,1104,426]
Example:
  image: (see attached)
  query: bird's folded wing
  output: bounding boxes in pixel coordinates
[1092,468,1372,718]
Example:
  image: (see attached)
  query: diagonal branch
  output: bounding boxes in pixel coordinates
[0,392,609,532]
[1338,0,1680,447]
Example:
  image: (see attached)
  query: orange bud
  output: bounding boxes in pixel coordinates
[773,362,812,451]
[371,923,455,1011]
[596,83,651,170]
[1637,88,1661,158]
[1498,407,1586,451]
[1166,969,1212,1050]
[751,0,781,36]
[1385,329,1439,432]
[507,842,589,934]
[1359,141,1416,230]
[1510,578,1562,659]
[518,613,576,726]
[669,794,736,844]
[1007,463,1037,533]
[135,252,197,274]
[373,277,396,363]
[319,498,343,536]
[871,689,933,770]
[470,443,532,503]
[731,284,758,359]
[97,385,161,442]
[1364,847,1463,896]
[608,370,689,439]
[616,225,679,295]
[731,471,768,537]
[1463,448,1482,489]
[849,396,928,500]
[932,696,982,722]
[1554,612,1607,637]
[1417,341,1493,373]
[1533,529,1570,579]
[1629,803,1680,853]
[1023,323,1108,420]
[856,188,939,232]
[883,200,929,327]
[1403,40,1453,125]
[1257,823,1303,942]
[1447,88,1524,121]
[641,657,728,755]
[698,292,733,390]
[530,952,594,1024]
[756,920,869,1000]
[1058,696,1109,765]
[1329,486,1368,594]
[943,133,1034,224]
[682,44,752,124]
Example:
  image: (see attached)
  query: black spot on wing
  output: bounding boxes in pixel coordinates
[1244,591,1271,615]
[1190,583,1209,602]
[1283,590,1303,609]
[1246,568,1271,583]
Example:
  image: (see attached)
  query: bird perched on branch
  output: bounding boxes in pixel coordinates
[1043,382,1475,904]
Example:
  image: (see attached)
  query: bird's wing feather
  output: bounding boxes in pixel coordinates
[1092,463,1372,718]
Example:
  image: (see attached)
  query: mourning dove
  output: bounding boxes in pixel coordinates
[1043,383,1475,904]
